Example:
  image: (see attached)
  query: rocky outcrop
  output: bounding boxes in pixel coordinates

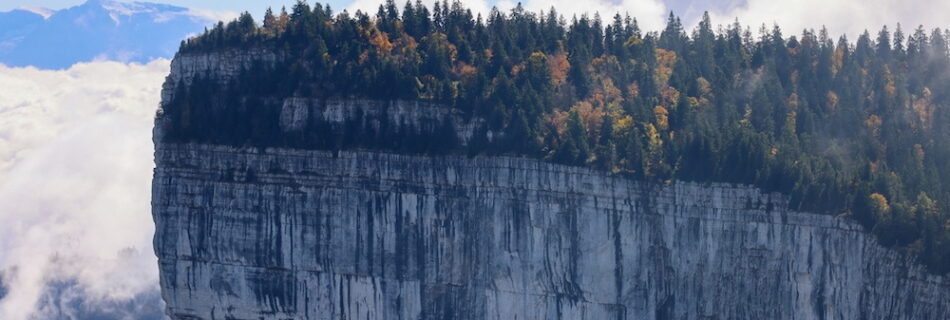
[154,50,481,148]
[278,98,481,144]
[160,48,282,103]
[152,142,950,319]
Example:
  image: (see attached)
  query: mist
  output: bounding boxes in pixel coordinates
[0,60,168,319]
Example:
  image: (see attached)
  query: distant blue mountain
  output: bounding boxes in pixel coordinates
[0,0,214,69]
[0,8,46,49]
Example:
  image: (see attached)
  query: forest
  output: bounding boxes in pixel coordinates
[161,0,950,274]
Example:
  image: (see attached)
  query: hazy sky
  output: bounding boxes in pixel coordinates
[5,0,950,38]
[1,0,349,17]
[0,0,734,23]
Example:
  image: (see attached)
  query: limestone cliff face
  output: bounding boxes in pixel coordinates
[160,48,282,103]
[153,52,950,319]
[152,143,950,319]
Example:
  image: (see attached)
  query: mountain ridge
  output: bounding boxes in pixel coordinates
[0,0,213,69]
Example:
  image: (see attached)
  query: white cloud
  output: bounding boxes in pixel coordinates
[18,6,54,19]
[184,8,240,24]
[0,59,169,319]
[706,0,950,39]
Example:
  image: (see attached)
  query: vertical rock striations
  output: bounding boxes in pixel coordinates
[152,143,950,319]
[153,52,950,319]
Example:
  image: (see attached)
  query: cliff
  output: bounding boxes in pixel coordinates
[152,52,950,319]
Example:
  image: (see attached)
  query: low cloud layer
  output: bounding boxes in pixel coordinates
[0,60,169,319]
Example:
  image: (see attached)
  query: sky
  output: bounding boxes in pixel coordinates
[1,0,725,23]
[5,0,950,39]
[0,0,350,19]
